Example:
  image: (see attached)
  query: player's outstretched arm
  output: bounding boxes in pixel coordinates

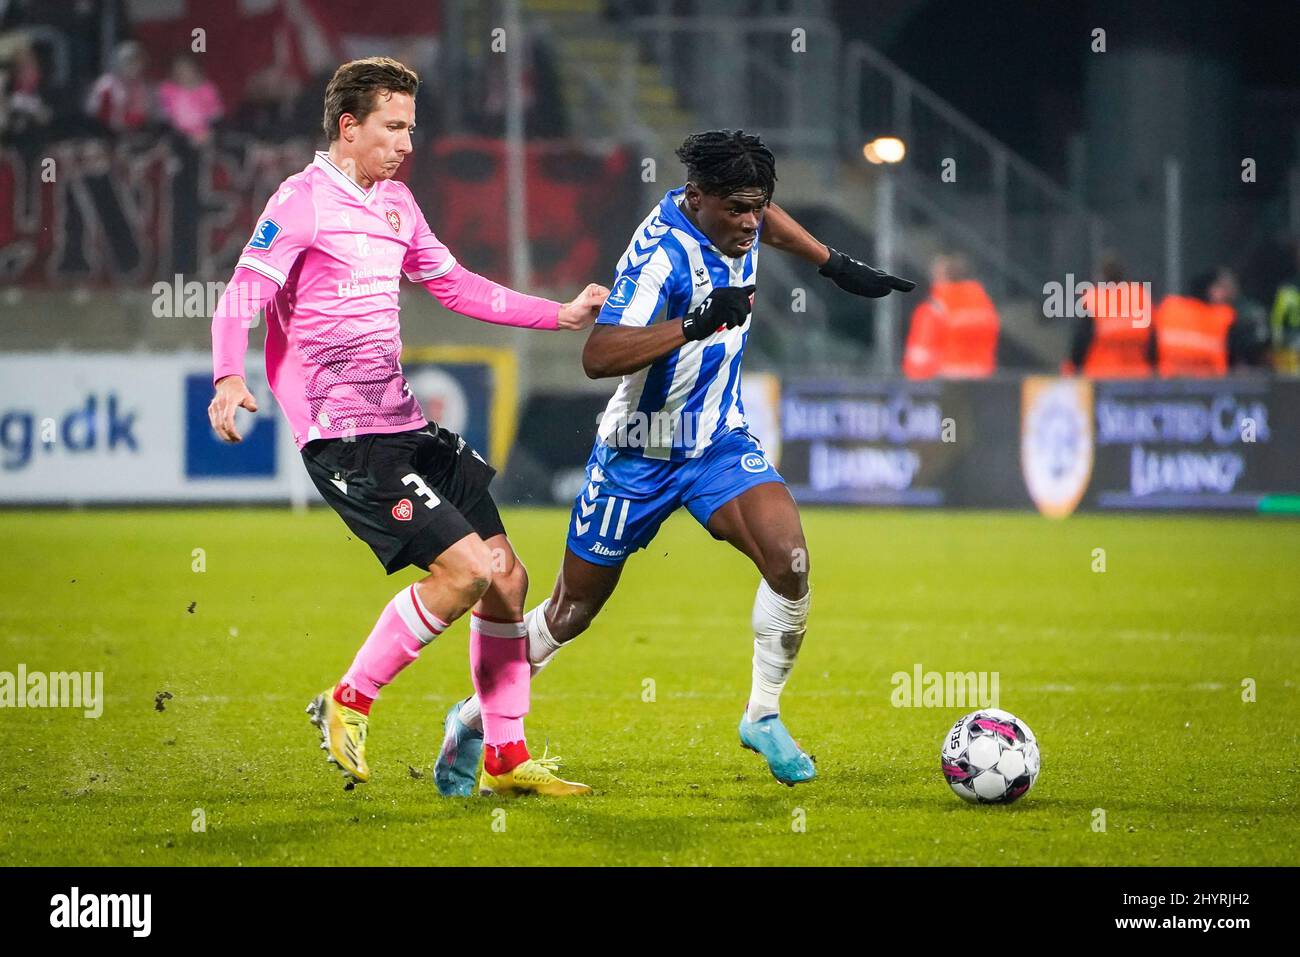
[764,201,916,298]
[583,285,755,378]
[419,263,608,331]
[763,202,832,266]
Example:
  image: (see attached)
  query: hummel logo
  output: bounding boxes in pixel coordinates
[591,465,606,483]
[277,187,295,205]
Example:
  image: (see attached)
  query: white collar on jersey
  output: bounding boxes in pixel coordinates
[312,151,379,203]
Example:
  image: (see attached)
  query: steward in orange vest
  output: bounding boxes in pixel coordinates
[1076,282,1152,377]
[1152,295,1233,377]
[903,257,999,379]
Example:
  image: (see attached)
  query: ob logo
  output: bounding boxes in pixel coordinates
[391,498,414,522]
[740,451,767,474]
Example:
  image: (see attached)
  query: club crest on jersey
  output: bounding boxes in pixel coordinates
[740,451,768,473]
[248,219,281,250]
[607,276,637,309]
[385,209,401,233]
[391,499,414,522]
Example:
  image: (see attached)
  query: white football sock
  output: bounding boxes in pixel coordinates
[455,601,564,735]
[525,599,564,675]
[457,694,482,732]
[747,579,810,723]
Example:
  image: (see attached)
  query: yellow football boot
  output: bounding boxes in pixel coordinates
[477,746,592,797]
[306,689,370,789]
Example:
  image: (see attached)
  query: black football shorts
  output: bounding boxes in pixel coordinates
[302,422,507,574]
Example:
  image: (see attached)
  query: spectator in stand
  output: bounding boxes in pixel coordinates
[84,39,151,135]
[0,0,119,102]
[902,253,1000,378]
[158,52,223,147]
[0,33,52,146]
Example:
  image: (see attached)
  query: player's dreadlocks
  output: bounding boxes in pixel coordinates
[674,129,777,200]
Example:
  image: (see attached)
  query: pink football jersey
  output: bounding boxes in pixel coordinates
[231,152,456,447]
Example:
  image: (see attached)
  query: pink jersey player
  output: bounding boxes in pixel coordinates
[208,56,606,798]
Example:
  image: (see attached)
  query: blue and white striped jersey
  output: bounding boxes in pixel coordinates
[594,186,760,461]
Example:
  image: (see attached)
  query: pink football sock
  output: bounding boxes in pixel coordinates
[341,584,447,700]
[469,614,530,750]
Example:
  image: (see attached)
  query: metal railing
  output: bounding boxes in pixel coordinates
[843,40,1104,300]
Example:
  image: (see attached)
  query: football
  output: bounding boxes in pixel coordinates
[941,708,1040,804]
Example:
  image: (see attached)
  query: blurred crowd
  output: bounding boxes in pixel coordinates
[0,0,567,155]
[902,249,1300,379]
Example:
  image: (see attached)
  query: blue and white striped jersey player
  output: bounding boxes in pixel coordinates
[436,130,915,791]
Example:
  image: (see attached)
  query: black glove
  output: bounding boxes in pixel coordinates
[819,247,916,298]
[681,284,755,341]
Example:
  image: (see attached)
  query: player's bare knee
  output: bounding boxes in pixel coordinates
[464,564,494,602]
[763,541,809,600]
[450,543,495,602]
[495,559,529,613]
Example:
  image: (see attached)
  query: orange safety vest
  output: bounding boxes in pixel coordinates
[1153,295,1233,377]
[1081,283,1152,378]
[902,280,999,379]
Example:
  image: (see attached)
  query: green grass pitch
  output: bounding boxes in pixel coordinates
[1,507,1295,866]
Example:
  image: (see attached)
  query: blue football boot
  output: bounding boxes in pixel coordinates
[434,698,483,797]
[739,712,817,786]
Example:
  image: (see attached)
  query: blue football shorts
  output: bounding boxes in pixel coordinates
[565,428,785,566]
